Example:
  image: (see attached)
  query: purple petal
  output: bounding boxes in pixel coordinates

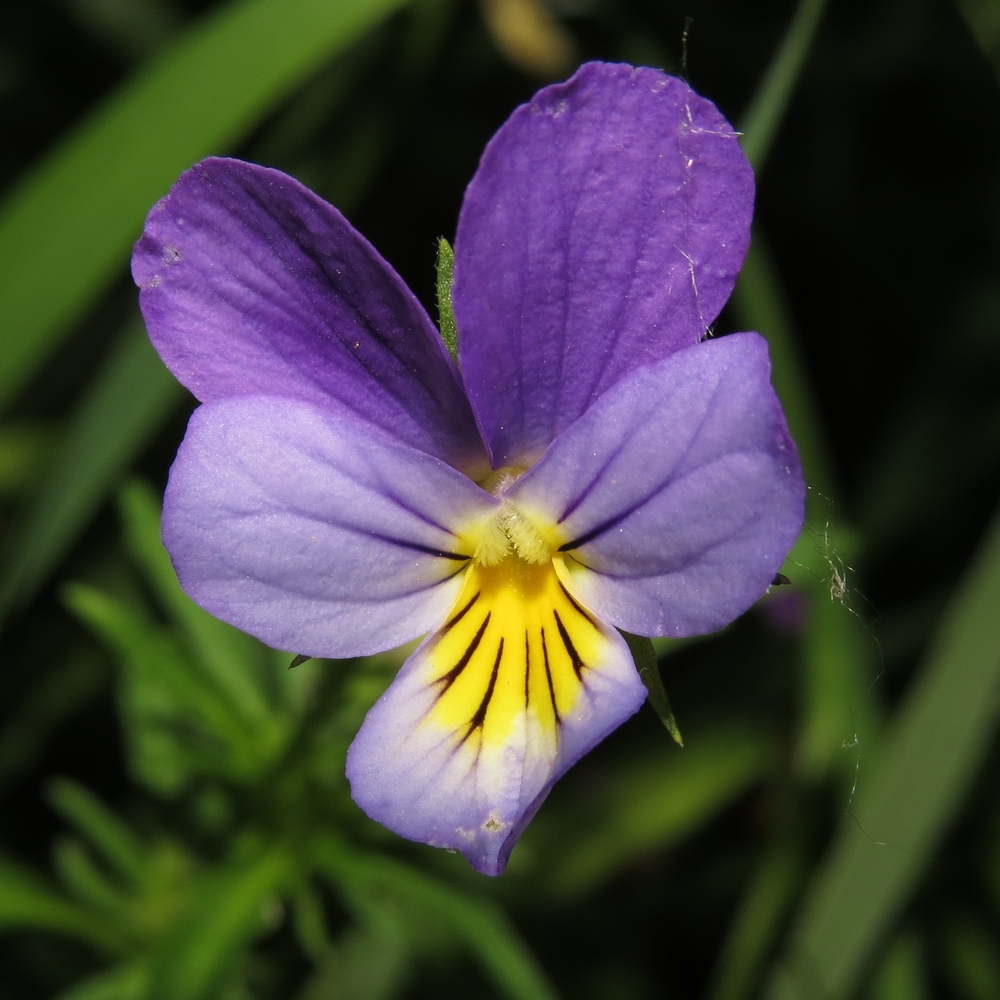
[162,395,499,658]
[453,62,754,467]
[346,568,645,875]
[133,158,488,475]
[508,333,805,638]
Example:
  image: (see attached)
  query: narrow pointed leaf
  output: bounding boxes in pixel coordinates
[47,778,147,884]
[0,853,122,949]
[620,630,683,746]
[436,237,458,361]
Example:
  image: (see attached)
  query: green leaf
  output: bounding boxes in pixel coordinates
[733,234,880,784]
[118,480,278,730]
[149,845,292,1000]
[0,319,183,623]
[48,778,147,885]
[54,962,150,1000]
[0,851,122,949]
[300,918,409,1000]
[955,0,1000,82]
[53,837,132,915]
[427,883,558,1000]
[620,630,683,746]
[64,582,270,784]
[763,501,1000,1000]
[941,913,1000,1000]
[0,0,412,414]
[0,421,55,498]
[436,236,459,361]
[867,932,931,1000]
[542,725,774,897]
[738,0,830,172]
[291,882,330,963]
[314,837,559,1000]
[707,833,809,1000]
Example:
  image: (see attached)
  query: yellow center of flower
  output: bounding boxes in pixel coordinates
[425,473,608,749]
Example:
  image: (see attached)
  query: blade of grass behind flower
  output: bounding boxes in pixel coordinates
[314,836,559,1000]
[710,3,874,990]
[417,880,558,1000]
[0,852,124,949]
[47,778,147,884]
[539,725,774,898]
[706,833,809,1000]
[0,0,412,414]
[728,229,880,998]
[867,932,932,1000]
[149,846,292,1000]
[733,232,879,785]
[53,962,150,1000]
[118,479,277,730]
[0,318,183,625]
[64,583,268,782]
[955,0,1000,81]
[762,501,1000,1000]
[738,0,829,172]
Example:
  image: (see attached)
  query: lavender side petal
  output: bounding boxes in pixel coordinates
[133,158,488,475]
[454,62,754,467]
[163,396,499,658]
[508,333,805,638]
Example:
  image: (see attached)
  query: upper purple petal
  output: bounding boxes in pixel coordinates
[132,157,488,475]
[508,333,805,637]
[162,395,498,658]
[453,62,754,467]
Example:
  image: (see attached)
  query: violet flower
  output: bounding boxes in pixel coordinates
[132,62,804,876]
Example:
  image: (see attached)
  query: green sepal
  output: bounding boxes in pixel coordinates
[620,630,683,746]
[436,237,459,362]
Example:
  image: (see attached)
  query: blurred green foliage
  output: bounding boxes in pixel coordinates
[1,0,1000,996]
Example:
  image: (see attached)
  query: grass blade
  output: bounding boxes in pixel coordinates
[955,0,1000,79]
[0,0,411,413]
[707,833,808,1000]
[738,0,829,171]
[55,963,150,1000]
[543,726,774,897]
[315,837,559,1000]
[150,846,292,1000]
[47,778,147,884]
[0,319,183,622]
[0,852,122,949]
[763,501,1000,999]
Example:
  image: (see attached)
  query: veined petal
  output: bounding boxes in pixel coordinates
[346,557,646,875]
[163,395,499,658]
[453,61,753,467]
[133,158,488,475]
[507,334,805,638]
